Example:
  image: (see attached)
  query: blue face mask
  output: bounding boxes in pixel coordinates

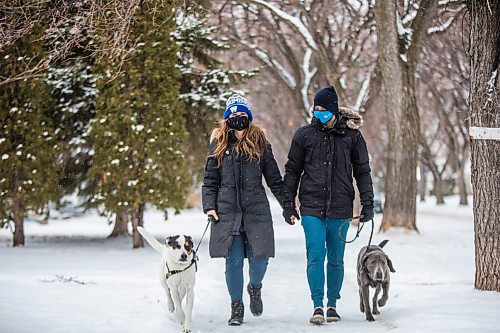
[313,110,334,125]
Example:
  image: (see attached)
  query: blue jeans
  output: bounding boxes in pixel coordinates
[301,215,349,308]
[225,234,269,301]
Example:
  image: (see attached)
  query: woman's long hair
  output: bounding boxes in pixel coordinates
[210,120,268,167]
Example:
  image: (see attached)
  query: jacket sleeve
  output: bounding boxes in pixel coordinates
[262,143,283,207]
[282,129,305,208]
[201,140,220,213]
[351,131,374,207]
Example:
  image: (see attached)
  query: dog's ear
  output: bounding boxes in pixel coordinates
[359,253,370,274]
[184,235,194,251]
[386,255,396,273]
[184,235,193,246]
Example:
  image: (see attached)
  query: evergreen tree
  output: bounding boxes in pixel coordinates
[173,8,258,183]
[0,32,62,246]
[90,0,189,248]
[45,5,98,201]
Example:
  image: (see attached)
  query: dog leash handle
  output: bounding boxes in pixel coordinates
[208,215,219,224]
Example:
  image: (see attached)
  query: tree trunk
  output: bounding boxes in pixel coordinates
[107,211,129,238]
[421,136,446,205]
[457,158,469,206]
[375,1,420,232]
[12,195,25,247]
[467,0,500,291]
[433,178,445,205]
[419,159,427,202]
[131,203,145,248]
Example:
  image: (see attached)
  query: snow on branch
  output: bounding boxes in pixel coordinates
[396,10,412,58]
[346,0,371,15]
[248,0,318,51]
[239,39,297,89]
[301,48,317,119]
[353,72,371,112]
[427,13,461,34]
[437,0,464,5]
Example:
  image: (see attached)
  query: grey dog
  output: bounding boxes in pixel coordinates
[357,240,395,321]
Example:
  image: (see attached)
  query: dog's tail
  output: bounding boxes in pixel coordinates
[378,239,389,248]
[137,226,164,253]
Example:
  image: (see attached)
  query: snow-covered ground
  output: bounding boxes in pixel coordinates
[1,196,499,333]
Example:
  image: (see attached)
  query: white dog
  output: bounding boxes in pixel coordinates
[137,226,197,333]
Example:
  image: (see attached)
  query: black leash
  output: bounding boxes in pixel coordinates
[165,217,213,279]
[196,216,214,254]
[338,215,375,249]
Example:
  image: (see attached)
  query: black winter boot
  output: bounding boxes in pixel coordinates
[247,283,263,317]
[309,307,325,325]
[228,300,244,326]
[326,307,341,322]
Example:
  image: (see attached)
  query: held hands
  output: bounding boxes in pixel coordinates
[282,206,300,225]
[360,205,374,222]
[207,210,219,223]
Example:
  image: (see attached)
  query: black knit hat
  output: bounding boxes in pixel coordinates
[313,86,339,114]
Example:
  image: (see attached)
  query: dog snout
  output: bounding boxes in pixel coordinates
[180,253,188,261]
[375,271,383,280]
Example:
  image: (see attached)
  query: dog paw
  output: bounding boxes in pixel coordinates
[366,314,375,322]
[167,300,175,313]
[372,309,380,315]
[378,298,387,307]
[182,326,191,333]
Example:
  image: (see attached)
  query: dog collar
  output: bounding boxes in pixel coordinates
[165,252,198,280]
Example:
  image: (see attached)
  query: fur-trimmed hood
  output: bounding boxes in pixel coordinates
[338,106,363,129]
[311,106,363,132]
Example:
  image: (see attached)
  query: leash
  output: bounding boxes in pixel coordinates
[165,216,214,279]
[195,216,214,254]
[338,215,375,249]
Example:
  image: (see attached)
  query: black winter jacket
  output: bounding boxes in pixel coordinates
[202,132,283,259]
[282,107,373,219]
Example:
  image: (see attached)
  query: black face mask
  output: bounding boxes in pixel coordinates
[227,115,250,131]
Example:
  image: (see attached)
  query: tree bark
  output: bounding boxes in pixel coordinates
[432,178,445,205]
[12,195,25,247]
[108,210,129,238]
[467,0,500,291]
[422,139,446,205]
[131,203,145,248]
[456,158,469,206]
[375,1,426,232]
[418,159,427,202]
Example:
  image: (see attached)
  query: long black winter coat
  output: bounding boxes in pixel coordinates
[202,132,282,259]
[282,107,374,219]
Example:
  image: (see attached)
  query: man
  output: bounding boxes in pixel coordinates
[282,86,374,324]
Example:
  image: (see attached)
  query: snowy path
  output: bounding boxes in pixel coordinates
[1,197,499,333]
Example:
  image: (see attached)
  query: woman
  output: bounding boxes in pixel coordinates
[202,95,283,326]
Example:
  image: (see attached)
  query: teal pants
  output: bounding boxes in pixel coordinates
[301,215,349,308]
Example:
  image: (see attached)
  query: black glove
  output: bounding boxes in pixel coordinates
[282,206,300,225]
[208,215,219,223]
[360,205,374,222]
